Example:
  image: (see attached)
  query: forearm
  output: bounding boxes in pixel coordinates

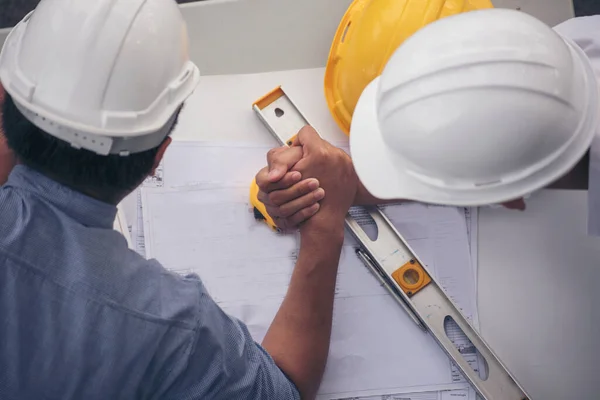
[0,139,15,185]
[1,91,16,185]
[262,224,344,400]
[353,179,401,206]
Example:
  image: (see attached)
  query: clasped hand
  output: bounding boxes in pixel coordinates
[254,126,357,233]
[254,125,527,233]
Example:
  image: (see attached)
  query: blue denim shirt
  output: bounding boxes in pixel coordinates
[0,165,299,400]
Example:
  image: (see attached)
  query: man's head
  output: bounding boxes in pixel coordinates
[0,0,200,202]
[1,93,178,203]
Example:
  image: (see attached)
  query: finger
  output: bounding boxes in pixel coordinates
[256,169,302,193]
[266,146,304,182]
[255,166,270,189]
[265,205,285,219]
[292,125,320,148]
[259,171,305,193]
[265,186,323,221]
[257,190,272,206]
[501,198,526,211]
[280,203,321,231]
[268,178,320,206]
[277,188,325,218]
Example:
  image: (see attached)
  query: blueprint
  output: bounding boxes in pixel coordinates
[123,164,164,258]
[136,142,483,399]
[142,185,474,397]
[331,388,476,400]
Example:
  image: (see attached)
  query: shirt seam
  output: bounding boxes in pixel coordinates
[5,167,118,228]
[152,325,199,400]
[0,245,196,331]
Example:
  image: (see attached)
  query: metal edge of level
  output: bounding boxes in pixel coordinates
[345,206,530,399]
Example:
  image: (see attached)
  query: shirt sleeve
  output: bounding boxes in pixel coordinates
[553,16,600,236]
[160,280,301,400]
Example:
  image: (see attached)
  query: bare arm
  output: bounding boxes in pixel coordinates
[1,83,16,185]
[0,122,16,185]
[259,127,358,400]
[0,136,15,185]
[354,180,402,206]
[354,178,526,210]
[261,222,344,400]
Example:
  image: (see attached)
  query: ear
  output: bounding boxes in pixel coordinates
[0,83,16,185]
[151,137,171,176]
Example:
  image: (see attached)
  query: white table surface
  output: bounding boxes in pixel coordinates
[479,190,600,400]
[5,1,600,399]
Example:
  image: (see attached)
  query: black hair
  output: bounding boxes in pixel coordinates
[2,93,181,203]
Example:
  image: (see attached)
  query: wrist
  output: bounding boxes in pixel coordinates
[300,213,345,244]
[354,180,375,206]
[354,180,402,206]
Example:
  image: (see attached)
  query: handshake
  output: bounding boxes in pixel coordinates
[254,126,360,236]
[254,125,528,237]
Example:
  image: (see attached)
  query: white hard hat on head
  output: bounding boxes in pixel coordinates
[350,8,598,206]
[0,0,200,156]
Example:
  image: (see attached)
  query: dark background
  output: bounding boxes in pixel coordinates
[1,0,599,29]
[574,0,600,16]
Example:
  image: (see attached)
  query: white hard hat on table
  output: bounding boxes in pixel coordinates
[350,9,599,206]
[0,0,200,156]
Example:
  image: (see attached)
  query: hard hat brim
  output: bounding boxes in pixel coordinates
[0,7,201,156]
[350,45,598,207]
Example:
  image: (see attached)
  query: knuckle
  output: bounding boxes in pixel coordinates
[279,174,292,187]
[266,148,280,162]
[257,191,268,204]
[260,182,276,194]
[302,206,315,219]
[268,192,284,206]
[301,192,317,207]
[290,209,307,225]
[255,168,269,187]
[299,125,311,136]
[282,173,298,188]
[293,211,309,226]
[295,183,307,197]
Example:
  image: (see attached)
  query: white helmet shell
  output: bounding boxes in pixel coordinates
[350,9,598,206]
[0,0,200,155]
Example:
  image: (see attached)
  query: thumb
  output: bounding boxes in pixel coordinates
[267,146,304,182]
[292,125,320,149]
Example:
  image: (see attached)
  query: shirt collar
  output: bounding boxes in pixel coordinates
[5,165,118,229]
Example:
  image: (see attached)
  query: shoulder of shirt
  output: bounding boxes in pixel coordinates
[554,15,600,47]
[112,253,208,330]
[554,16,600,72]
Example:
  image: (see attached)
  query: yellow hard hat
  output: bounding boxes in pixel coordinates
[324,0,493,135]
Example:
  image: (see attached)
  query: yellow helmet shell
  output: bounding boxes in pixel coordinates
[324,0,493,136]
